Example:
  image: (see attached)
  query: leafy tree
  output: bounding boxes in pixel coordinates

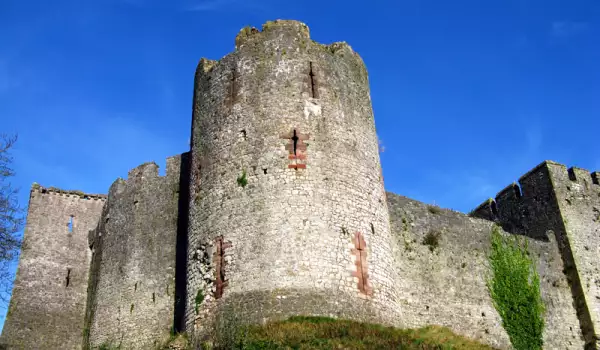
[0,134,23,303]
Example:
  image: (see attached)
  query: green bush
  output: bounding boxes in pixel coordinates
[487,225,545,350]
[237,170,248,187]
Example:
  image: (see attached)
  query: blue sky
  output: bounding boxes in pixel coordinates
[0,0,598,329]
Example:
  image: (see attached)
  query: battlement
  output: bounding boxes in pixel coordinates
[470,160,600,347]
[84,152,190,349]
[235,19,310,49]
[119,154,188,183]
[30,183,106,201]
[470,160,600,222]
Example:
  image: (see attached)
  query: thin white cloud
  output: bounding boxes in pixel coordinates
[0,59,22,94]
[188,0,230,11]
[186,0,270,12]
[14,110,186,194]
[551,21,589,39]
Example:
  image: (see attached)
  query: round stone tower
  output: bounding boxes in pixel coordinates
[186,19,400,339]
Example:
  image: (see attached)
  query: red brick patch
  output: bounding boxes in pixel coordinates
[213,236,232,299]
[282,128,309,170]
[351,232,372,296]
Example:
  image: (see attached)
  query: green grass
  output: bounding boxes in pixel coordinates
[229,316,495,349]
[487,225,545,350]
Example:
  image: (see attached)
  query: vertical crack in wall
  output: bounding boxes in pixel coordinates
[65,268,71,287]
[213,236,232,299]
[228,68,239,111]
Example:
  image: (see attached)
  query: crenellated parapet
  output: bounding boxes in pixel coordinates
[84,153,190,350]
[470,160,600,349]
[30,182,107,201]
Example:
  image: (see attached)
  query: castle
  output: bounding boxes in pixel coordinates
[1,20,598,350]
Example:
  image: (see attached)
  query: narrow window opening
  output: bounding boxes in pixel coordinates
[239,129,246,140]
[230,69,238,100]
[491,201,499,217]
[65,268,71,287]
[568,168,577,181]
[513,183,523,199]
[309,62,318,98]
[292,129,299,156]
[152,292,156,303]
[134,282,138,291]
[370,223,375,235]
[263,168,268,175]
[68,216,74,233]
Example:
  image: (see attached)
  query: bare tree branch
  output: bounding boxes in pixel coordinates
[0,134,24,304]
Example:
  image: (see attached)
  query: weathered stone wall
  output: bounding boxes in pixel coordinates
[84,154,189,349]
[547,163,600,349]
[0,186,105,350]
[387,193,511,348]
[471,161,587,349]
[186,20,399,341]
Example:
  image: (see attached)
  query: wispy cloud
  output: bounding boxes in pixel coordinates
[13,110,185,194]
[0,59,21,94]
[551,21,589,39]
[185,0,270,12]
[187,0,230,11]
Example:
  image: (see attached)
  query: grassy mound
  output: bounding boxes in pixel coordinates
[230,316,495,349]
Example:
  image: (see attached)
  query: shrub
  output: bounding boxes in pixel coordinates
[237,170,248,187]
[422,230,441,252]
[427,205,441,214]
[487,225,545,350]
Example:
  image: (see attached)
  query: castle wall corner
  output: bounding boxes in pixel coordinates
[0,185,106,350]
[546,163,600,349]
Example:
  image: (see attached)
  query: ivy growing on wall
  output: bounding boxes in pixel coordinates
[487,225,545,350]
[195,289,204,315]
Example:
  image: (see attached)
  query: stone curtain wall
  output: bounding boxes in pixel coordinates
[547,163,600,349]
[0,186,105,350]
[186,20,399,339]
[85,155,187,349]
[387,193,512,349]
[471,161,588,348]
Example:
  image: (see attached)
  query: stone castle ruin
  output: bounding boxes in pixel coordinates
[1,20,598,349]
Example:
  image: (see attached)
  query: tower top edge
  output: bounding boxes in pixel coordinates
[235,19,310,50]
[31,182,107,200]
